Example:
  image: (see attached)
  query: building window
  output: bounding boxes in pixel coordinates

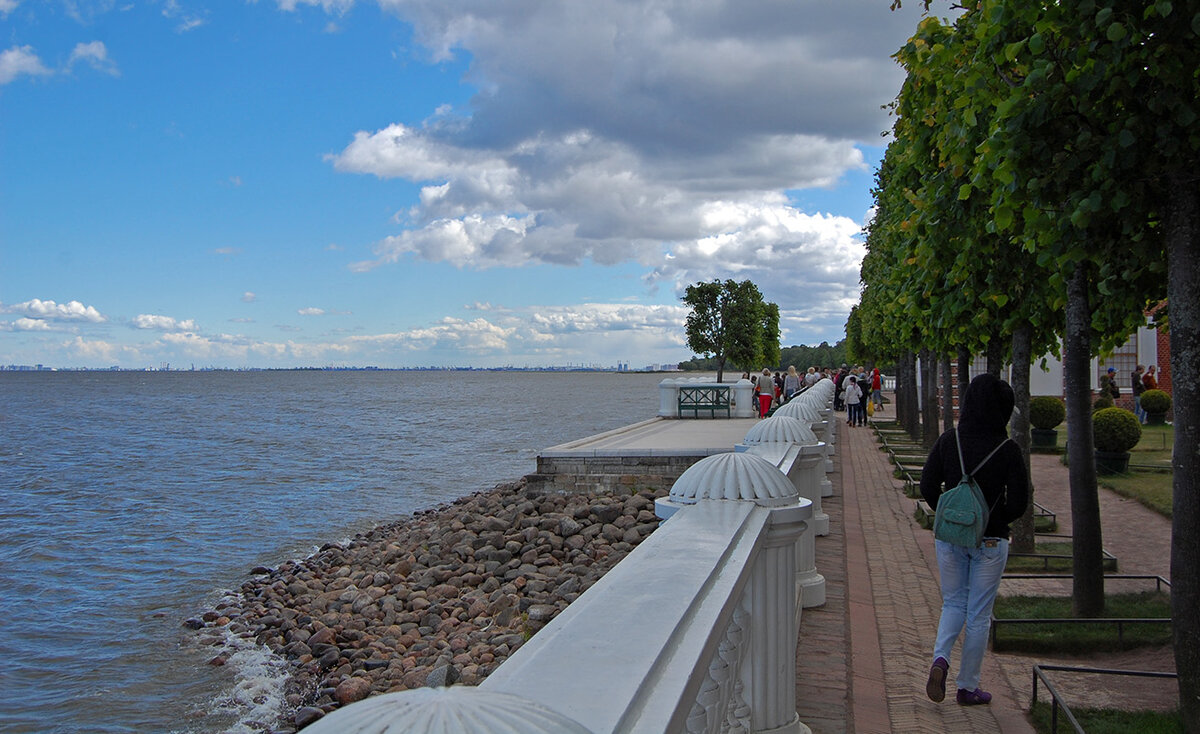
[1098,332,1138,392]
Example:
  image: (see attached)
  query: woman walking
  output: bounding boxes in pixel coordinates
[757,368,775,417]
[920,374,1029,706]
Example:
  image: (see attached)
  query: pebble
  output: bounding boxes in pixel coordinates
[190,478,666,731]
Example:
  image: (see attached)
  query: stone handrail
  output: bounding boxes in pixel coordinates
[305,459,815,734]
[303,381,838,734]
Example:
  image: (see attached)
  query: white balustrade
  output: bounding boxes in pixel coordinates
[305,451,815,734]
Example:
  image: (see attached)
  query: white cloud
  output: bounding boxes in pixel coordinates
[214,247,241,255]
[242,291,257,303]
[0,45,52,85]
[5,299,107,323]
[63,336,126,363]
[320,0,931,344]
[162,0,207,32]
[276,0,356,13]
[133,314,199,331]
[11,318,52,331]
[68,41,119,76]
[0,1,18,19]
[298,307,326,316]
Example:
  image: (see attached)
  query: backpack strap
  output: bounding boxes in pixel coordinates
[971,437,1011,476]
[953,427,1012,514]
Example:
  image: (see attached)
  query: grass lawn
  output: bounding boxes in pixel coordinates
[1005,541,1116,573]
[1030,702,1183,734]
[1098,423,1174,518]
[992,591,1171,653]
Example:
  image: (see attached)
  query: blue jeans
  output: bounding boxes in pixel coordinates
[1134,395,1146,423]
[933,538,1009,691]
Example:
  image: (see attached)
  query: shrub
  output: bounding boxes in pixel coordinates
[1093,407,1142,453]
[1141,389,1172,414]
[1029,396,1067,430]
[1093,393,1114,412]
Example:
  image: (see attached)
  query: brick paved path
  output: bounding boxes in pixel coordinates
[795,414,1037,734]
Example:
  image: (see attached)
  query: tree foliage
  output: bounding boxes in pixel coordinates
[682,280,780,382]
[872,0,1200,723]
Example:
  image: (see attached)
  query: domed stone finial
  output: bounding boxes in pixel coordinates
[743,414,818,446]
[669,451,798,507]
[773,399,821,426]
[301,687,591,734]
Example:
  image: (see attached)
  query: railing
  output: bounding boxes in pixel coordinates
[678,385,732,418]
[1032,664,1178,734]
[659,378,758,419]
[305,476,813,733]
[302,380,839,734]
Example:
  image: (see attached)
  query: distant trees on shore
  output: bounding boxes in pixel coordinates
[679,340,851,377]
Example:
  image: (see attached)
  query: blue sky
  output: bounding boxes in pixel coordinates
[2,0,937,369]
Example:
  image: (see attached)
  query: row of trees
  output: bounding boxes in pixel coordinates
[859,1,1198,725]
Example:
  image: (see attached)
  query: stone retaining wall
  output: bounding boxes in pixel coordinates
[525,454,703,495]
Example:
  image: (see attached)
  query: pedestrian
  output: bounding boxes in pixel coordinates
[1132,365,1147,423]
[1143,365,1158,392]
[871,367,884,412]
[843,375,864,426]
[784,365,802,401]
[757,368,775,418]
[920,374,1029,706]
[1104,367,1120,400]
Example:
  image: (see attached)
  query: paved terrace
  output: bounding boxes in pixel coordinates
[549,413,1038,732]
[545,404,1175,732]
[798,418,1035,734]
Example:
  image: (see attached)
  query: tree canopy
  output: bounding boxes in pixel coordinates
[682,279,779,383]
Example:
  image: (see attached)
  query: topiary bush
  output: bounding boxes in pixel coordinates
[1093,407,1142,453]
[1030,396,1067,430]
[1140,389,1172,414]
[1093,394,1114,412]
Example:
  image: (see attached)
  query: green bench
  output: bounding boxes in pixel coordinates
[678,385,731,418]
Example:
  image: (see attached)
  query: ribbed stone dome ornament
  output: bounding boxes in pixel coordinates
[301,687,591,734]
[774,399,821,425]
[669,451,798,507]
[743,415,818,446]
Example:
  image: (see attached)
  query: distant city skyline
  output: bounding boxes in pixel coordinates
[2,1,944,369]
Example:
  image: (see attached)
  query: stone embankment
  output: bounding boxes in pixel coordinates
[187,478,666,731]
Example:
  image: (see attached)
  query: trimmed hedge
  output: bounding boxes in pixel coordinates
[1093,407,1142,453]
[1030,396,1066,430]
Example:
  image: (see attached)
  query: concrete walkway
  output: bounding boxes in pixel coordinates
[795,413,1037,734]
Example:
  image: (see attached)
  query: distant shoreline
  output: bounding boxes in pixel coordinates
[1,365,685,374]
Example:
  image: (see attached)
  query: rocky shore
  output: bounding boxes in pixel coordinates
[187,478,667,731]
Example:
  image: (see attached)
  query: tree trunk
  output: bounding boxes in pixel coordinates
[1010,323,1036,554]
[920,347,939,449]
[1166,173,1200,730]
[941,356,954,433]
[986,336,1004,378]
[897,355,912,438]
[957,345,971,412]
[1065,261,1104,617]
[905,350,922,440]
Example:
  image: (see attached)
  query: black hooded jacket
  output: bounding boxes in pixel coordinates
[919,374,1030,540]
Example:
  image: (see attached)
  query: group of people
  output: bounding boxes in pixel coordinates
[1130,364,1159,424]
[833,364,884,427]
[742,364,887,420]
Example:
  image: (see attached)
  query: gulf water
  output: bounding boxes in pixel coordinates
[0,370,678,732]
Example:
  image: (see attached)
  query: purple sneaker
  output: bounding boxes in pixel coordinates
[925,657,948,702]
[956,687,992,705]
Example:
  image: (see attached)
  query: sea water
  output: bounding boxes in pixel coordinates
[0,370,680,733]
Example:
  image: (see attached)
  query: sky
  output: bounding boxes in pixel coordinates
[2,0,939,370]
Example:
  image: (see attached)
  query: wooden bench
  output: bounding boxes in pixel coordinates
[678,385,731,418]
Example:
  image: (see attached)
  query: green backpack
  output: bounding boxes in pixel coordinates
[932,429,1010,549]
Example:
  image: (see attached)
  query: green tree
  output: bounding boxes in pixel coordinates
[682,280,780,382]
